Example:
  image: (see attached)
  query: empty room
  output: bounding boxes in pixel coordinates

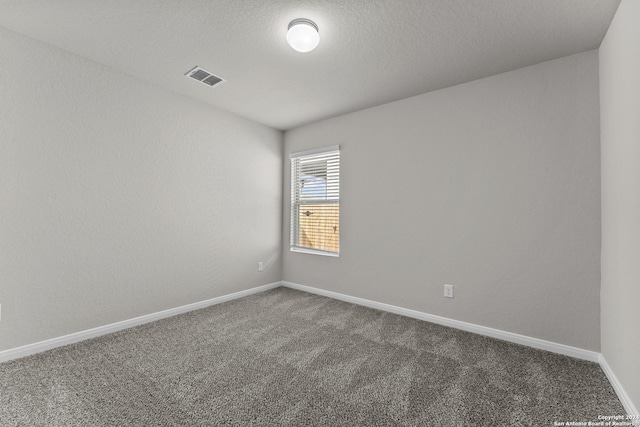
[1,0,638,425]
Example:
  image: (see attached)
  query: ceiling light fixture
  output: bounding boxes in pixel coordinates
[287,18,319,53]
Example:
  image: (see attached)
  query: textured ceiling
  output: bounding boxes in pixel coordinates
[0,0,621,130]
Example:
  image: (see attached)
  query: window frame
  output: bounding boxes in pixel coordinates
[289,145,340,257]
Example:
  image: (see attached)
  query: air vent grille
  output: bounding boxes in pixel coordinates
[185,66,225,88]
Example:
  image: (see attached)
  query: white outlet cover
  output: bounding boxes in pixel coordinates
[258,262,264,272]
[444,284,454,298]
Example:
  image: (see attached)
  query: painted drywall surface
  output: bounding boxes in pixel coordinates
[0,27,282,351]
[283,51,601,351]
[600,0,640,411]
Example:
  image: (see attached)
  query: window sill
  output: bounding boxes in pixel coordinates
[290,246,339,257]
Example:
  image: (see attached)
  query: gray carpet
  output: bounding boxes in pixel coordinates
[0,287,624,426]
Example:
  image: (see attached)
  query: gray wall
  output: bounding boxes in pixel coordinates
[600,0,640,411]
[0,27,283,351]
[283,51,601,351]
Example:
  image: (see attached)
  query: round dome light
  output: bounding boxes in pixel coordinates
[287,18,319,53]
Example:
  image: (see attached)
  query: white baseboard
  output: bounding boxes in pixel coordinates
[599,354,640,421]
[0,282,281,364]
[281,281,601,363]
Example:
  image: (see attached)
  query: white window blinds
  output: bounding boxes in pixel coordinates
[290,146,340,256]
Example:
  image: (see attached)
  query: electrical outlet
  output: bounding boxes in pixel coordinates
[444,284,454,298]
[258,262,264,272]
[0,303,2,321]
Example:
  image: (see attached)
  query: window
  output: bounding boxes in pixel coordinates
[290,146,340,256]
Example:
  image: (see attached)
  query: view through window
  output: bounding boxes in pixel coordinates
[290,146,340,255]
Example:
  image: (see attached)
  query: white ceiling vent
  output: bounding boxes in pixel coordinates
[185,66,225,87]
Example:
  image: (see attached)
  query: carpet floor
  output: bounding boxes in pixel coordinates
[0,287,624,426]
